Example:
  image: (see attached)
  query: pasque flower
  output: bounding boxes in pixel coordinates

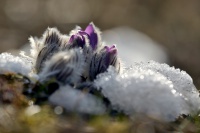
[32,23,104,74]
[25,23,121,113]
[15,22,121,114]
[30,22,120,84]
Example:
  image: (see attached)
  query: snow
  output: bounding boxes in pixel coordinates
[49,85,105,114]
[95,64,200,121]
[132,61,200,112]
[0,52,32,75]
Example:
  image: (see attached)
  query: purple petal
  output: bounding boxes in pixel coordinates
[68,35,75,44]
[68,34,85,48]
[104,45,118,67]
[78,31,88,36]
[84,23,98,50]
[105,45,117,55]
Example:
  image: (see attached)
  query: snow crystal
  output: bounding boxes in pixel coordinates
[0,53,32,75]
[95,66,199,121]
[49,85,105,114]
[132,61,200,112]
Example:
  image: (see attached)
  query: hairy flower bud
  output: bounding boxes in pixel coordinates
[67,22,101,51]
[89,45,121,80]
[39,49,85,85]
[84,23,98,50]
[35,44,59,73]
[68,34,85,48]
[30,28,69,73]
[66,23,102,79]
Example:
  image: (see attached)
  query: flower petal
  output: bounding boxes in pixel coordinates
[68,34,85,48]
[84,23,98,50]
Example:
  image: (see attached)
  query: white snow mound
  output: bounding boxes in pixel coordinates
[95,62,200,121]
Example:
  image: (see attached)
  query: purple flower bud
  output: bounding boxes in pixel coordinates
[68,34,85,48]
[39,49,85,85]
[67,23,100,51]
[89,45,121,80]
[84,23,98,50]
[104,45,118,66]
[67,32,92,64]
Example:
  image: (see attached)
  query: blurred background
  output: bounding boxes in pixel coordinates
[0,0,200,88]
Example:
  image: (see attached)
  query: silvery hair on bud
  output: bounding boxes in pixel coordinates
[89,47,121,81]
[29,28,69,73]
[38,48,85,85]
